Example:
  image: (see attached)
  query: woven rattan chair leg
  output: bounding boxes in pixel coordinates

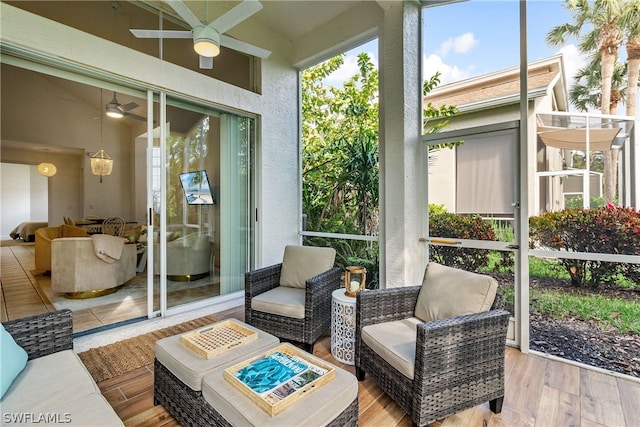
[304,342,314,354]
[355,367,365,381]
[490,396,504,413]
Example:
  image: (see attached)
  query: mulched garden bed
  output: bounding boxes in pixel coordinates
[492,274,640,378]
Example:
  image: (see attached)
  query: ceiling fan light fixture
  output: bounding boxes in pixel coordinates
[193,26,220,57]
[105,96,124,118]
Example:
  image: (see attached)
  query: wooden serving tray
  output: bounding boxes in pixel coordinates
[180,320,258,359]
[223,343,336,416]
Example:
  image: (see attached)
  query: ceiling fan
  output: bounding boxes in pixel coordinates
[130,0,271,69]
[105,92,146,121]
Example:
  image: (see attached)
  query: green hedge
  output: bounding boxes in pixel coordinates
[529,206,640,287]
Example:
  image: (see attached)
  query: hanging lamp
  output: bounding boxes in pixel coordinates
[91,90,113,183]
[38,148,56,177]
[37,162,57,177]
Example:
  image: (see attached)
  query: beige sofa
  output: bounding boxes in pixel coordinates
[35,225,89,272]
[1,310,124,426]
[51,237,136,298]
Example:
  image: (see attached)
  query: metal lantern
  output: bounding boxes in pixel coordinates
[344,265,366,297]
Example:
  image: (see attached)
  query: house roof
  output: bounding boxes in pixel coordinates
[424,54,568,113]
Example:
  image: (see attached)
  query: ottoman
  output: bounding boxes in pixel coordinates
[201,353,359,426]
[154,319,279,426]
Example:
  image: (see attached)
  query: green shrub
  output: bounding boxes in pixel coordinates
[529,206,640,287]
[428,205,499,271]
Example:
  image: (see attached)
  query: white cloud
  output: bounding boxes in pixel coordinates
[423,53,474,85]
[438,32,479,56]
[557,44,587,86]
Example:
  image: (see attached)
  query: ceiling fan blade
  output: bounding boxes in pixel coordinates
[199,56,214,69]
[220,34,271,59]
[121,102,140,112]
[167,0,203,29]
[209,0,263,34]
[130,29,192,39]
[124,112,148,122]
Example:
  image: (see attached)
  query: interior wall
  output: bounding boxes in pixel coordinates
[1,64,135,221]
[0,163,47,238]
[0,148,84,225]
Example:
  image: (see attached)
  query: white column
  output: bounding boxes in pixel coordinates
[378,1,426,288]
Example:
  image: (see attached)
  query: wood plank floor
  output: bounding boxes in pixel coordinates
[2,242,640,426]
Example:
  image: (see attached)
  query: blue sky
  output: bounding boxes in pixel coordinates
[324,1,587,92]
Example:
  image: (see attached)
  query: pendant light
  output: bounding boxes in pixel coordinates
[91,89,113,183]
[38,148,56,177]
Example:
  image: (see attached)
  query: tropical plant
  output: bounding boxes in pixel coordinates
[569,53,627,113]
[621,0,640,117]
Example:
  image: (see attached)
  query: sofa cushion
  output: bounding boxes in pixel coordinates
[279,245,336,289]
[0,350,99,413]
[0,324,28,399]
[414,262,498,322]
[361,317,421,379]
[251,286,306,319]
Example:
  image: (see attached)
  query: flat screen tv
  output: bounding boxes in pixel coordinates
[179,170,215,205]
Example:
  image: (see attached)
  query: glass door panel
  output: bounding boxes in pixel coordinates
[425,123,521,342]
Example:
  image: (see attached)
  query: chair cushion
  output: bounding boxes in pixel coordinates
[361,317,422,379]
[279,245,336,289]
[251,286,306,319]
[414,262,498,322]
[0,324,28,399]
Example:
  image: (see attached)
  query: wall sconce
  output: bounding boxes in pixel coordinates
[37,162,57,177]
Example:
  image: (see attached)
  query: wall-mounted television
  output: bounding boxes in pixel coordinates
[179,170,215,205]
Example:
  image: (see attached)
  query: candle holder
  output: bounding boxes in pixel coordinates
[344,266,366,297]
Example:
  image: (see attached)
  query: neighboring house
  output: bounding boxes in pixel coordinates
[424,54,637,216]
[424,54,568,217]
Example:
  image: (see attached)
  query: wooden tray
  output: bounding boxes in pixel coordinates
[180,320,258,359]
[224,343,336,416]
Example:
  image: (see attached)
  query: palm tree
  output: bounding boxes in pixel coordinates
[621,0,640,117]
[546,0,625,203]
[569,54,626,113]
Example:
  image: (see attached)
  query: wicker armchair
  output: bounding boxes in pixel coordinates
[355,263,510,427]
[245,245,342,353]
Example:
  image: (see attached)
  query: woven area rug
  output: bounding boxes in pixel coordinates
[78,314,220,383]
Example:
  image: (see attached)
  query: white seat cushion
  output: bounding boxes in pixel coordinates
[1,350,99,414]
[361,317,422,379]
[251,286,306,319]
[414,262,498,322]
[279,245,336,289]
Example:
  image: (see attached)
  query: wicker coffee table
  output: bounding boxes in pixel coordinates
[154,319,359,426]
[154,319,278,425]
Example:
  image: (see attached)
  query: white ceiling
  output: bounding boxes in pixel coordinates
[144,0,362,41]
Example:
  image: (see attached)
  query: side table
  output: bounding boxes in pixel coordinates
[331,288,357,365]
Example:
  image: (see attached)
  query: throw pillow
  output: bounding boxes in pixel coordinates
[414,262,498,322]
[279,245,336,288]
[0,323,28,398]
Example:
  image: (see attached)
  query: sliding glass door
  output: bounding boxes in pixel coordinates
[147,94,255,315]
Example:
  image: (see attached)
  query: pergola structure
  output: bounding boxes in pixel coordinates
[536,111,638,211]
